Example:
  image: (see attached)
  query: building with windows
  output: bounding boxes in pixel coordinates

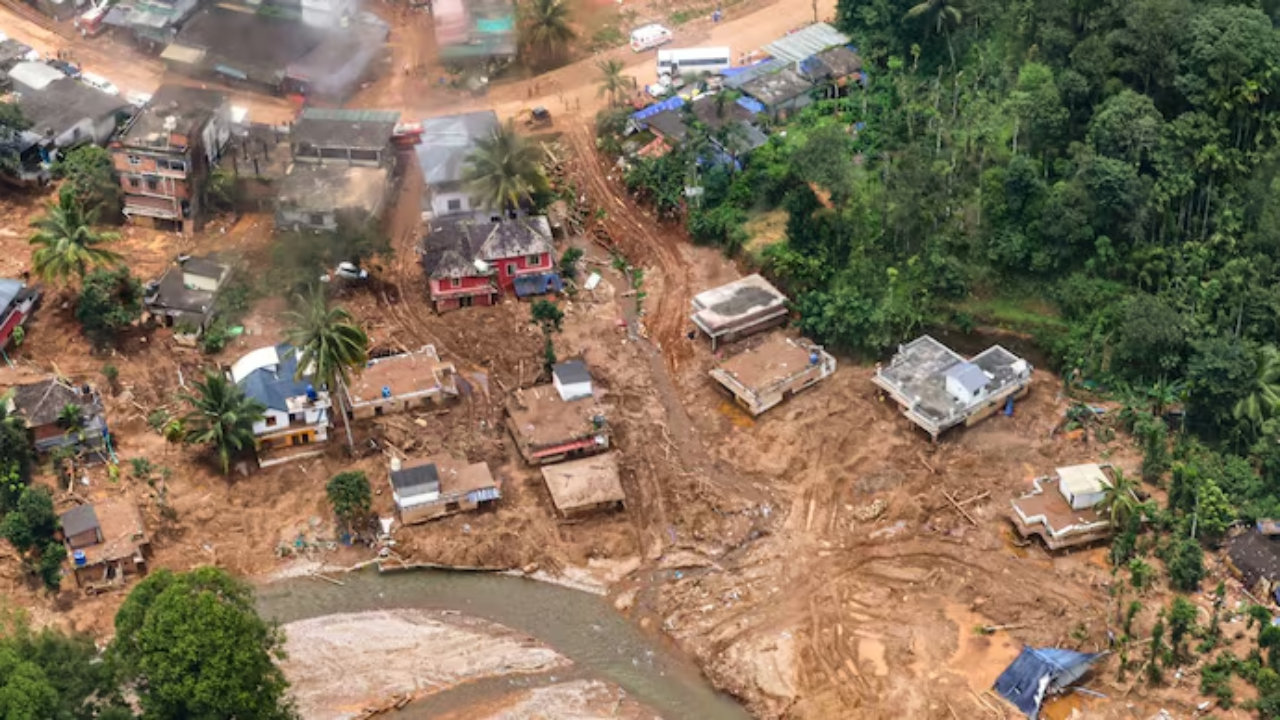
[420,214,557,312]
[110,84,230,233]
[415,110,500,219]
[230,344,331,466]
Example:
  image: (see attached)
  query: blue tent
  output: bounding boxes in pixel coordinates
[631,96,685,125]
[993,647,1103,718]
[514,272,563,298]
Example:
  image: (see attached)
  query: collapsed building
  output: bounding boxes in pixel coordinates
[711,335,836,416]
[690,274,789,351]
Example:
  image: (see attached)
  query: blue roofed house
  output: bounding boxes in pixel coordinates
[229,344,331,466]
[994,647,1103,718]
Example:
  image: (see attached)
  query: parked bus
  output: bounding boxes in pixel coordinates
[656,47,732,81]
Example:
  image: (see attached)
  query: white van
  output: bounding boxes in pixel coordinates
[656,47,732,81]
[630,24,673,52]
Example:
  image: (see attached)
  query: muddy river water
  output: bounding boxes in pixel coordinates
[256,568,750,719]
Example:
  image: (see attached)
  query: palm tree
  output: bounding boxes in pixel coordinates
[284,290,369,452]
[28,186,121,286]
[596,58,629,107]
[520,0,576,68]
[1100,468,1140,531]
[56,402,85,436]
[181,370,265,475]
[904,0,963,69]
[1234,344,1280,432]
[463,119,549,212]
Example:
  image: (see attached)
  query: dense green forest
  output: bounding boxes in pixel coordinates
[614,0,1280,510]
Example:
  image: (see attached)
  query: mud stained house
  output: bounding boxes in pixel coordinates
[420,215,557,312]
[59,500,150,592]
[276,108,400,232]
[142,255,231,334]
[540,452,626,518]
[389,456,500,525]
[111,84,230,233]
[711,335,836,416]
[4,373,108,454]
[1009,464,1123,550]
[872,335,1033,439]
[345,346,458,420]
[691,274,789,350]
[506,364,610,466]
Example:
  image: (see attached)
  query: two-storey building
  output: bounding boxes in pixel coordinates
[276,108,399,233]
[230,344,331,467]
[420,214,557,312]
[110,85,230,234]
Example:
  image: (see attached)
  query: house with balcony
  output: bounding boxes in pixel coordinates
[420,214,556,312]
[110,84,230,234]
[230,344,330,466]
[276,108,399,232]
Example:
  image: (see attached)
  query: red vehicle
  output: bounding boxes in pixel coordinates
[75,6,109,38]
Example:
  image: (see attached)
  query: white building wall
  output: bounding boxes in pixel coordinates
[431,190,474,218]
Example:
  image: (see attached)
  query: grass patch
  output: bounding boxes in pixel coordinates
[950,293,1068,333]
[589,25,625,52]
[670,6,710,25]
[742,208,788,262]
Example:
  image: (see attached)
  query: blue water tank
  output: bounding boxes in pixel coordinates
[73,550,86,567]
[809,351,820,366]
[382,386,392,399]
[306,384,318,401]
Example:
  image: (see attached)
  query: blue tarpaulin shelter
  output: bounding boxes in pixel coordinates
[993,647,1103,718]
[631,96,685,125]
[514,272,563,298]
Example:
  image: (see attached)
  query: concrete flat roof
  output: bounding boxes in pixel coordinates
[506,384,607,448]
[713,335,819,393]
[540,452,624,513]
[347,347,455,405]
[78,501,147,565]
[691,274,788,337]
[1058,464,1111,498]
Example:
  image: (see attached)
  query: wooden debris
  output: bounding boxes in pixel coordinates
[945,490,978,526]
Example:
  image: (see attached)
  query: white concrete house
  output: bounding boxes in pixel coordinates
[230,344,331,465]
[552,360,593,402]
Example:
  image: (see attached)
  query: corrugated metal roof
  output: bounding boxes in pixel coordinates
[467,486,501,503]
[762,22,850,64]
[300,108,402,124]
[0,279,23,312]
[994,647,1102,718]
[630,95,685,124]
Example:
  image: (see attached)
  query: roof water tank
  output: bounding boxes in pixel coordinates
[306,384,318,401]
[390,457,402,472]
[382,386,392,399]
[73,550,86,567]
[809,351,819,366]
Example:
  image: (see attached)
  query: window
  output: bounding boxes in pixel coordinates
[127,155,140,166]
[309,213,326,226]
[446,198,463,211]
[265,415,278,427]
[505,263,516,276]
[159,159,186,173]
[445,501,460,513]
[72,127,81,140]
[374,406,384,417]
[451,277,461,288]
[527,254,542,266]
[145,177,158,191]
[128,177,140,189]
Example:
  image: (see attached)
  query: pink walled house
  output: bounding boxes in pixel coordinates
[421,216,555,313]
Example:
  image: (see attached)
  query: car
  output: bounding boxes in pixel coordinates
[80,72,119,96]
[126,91,151,108]
[45,58,81,79]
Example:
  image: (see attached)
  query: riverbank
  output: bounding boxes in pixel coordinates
[279,609,568,719]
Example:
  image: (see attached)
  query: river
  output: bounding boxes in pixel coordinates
[256,568,750,720]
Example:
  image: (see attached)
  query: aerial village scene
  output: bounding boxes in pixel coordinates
[5,0,1280,717]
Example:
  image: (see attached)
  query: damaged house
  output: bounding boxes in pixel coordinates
[420,214,558,312]
[4,373,108,454]
[389,455,500,525]
[506,362,610,466]
[110,84,231,233]
[276,108,400,232]
[142,255,231,336]
[61,501,150,593]
[711,335,836,416]
[416,110,500,219]
[231,344,330,466]
[873,335,1033,439]
[344,346,458,420]
[1009,464,1125,550]
[691,274,790,350]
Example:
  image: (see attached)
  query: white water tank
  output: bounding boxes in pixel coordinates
[390,456,402,472]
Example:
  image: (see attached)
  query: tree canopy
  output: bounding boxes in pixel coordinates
[181,370,266,475]
[110,567,295,719]
[29,188,121,286]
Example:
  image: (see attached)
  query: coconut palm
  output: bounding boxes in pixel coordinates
[596,58,629,107]
[520,0,576,67]
[284,290,369,451]
[1100,467,1140,530]
[1234,344,1280,432]
[463,119,549,212]
[904,0,963,69]
[181,370,266,475]
[56,403,85,433]
[28,186,121,286]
